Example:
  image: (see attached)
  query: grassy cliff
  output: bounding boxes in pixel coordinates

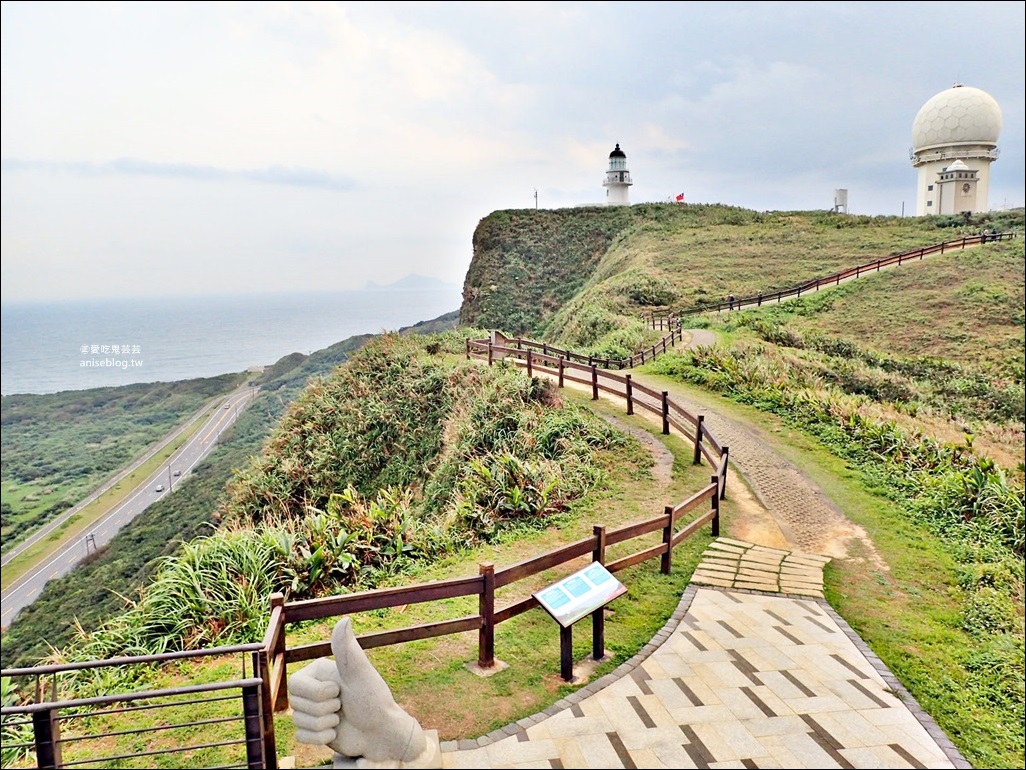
[3,204,1023,767]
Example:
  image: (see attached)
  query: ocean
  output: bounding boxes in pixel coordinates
[1,286,463,396]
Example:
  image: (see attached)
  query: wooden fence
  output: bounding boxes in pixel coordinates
[260,332,730,713]
[12,232,994,766]
[648,230,1017,324]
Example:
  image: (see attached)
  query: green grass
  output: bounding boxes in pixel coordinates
[637,327,1024,768]
[3,206,1023,768]
[0,401,222,591]
[1,373,246,554]
[273,410,720,755]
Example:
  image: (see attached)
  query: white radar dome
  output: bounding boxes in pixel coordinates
[911,84,1002,151]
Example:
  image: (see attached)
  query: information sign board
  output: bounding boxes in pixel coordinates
[534,561,627,628]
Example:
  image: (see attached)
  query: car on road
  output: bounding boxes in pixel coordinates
[173,470,181,476]
[155,484,165,492]
[224,402,231,409]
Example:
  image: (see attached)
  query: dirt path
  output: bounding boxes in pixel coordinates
[645,329,885,565]
[596,413,675,491]
[530,327,884,564]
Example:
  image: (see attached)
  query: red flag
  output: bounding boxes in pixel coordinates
[675,193,685,202]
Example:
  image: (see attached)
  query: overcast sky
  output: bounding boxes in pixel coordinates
[2,1,1024,303]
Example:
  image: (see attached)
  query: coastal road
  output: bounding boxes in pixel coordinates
[0,386,257,628]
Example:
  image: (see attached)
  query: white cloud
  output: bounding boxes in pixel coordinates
[2,0,1023,302]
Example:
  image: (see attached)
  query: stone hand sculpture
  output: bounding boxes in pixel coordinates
[288,617,433,767]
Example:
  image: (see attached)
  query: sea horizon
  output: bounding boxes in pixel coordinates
[1,285,463,397]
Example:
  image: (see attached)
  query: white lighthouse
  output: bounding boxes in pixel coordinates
[910,84,1002,216]
[602,143,632,206]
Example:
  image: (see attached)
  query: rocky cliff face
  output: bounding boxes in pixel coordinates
[458,206,633,336]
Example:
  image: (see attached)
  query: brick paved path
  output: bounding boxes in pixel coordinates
[435,330,966,769]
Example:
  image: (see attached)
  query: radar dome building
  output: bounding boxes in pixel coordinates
[910,84,1002,216]
[602,143,632,206]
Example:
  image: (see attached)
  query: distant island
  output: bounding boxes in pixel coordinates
[364,274,460,291]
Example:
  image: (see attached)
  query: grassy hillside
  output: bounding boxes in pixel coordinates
[0,335,370,667]
[30,329,635,664]
[0,311,460,667]
[461,202,1023,768]
[749,243,1025,379]
[462,203,1023,363]
[1,374,247,553]
[2,206,1022,767]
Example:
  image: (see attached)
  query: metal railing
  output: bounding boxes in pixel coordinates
[2,644,276,770]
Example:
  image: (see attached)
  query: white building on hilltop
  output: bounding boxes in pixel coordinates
[602,143,632,206]
[910,84,1002,216]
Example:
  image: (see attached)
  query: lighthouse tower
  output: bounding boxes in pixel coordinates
[602,143,632,206]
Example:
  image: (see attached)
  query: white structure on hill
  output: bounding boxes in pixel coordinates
[602,143,632,206]
[910,84,1002,216]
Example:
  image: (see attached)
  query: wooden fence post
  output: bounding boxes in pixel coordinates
[660,505,673,575]
[465,338,470,360]
[591,365,599,400]
[487,342,494,366]
[720,446,729,500]
[478,562,495,669]
[710,475,720,537]
[269,592,288,712]
[693,415,704,464]
[558,358,565,388]
[526,350,533,378]
[625,374,634,415]
[592,525,607,660]
[661,391,670,434]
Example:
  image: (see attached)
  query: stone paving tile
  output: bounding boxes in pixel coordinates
[695,562,738,575]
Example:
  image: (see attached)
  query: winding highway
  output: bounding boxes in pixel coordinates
[0,385,257,628]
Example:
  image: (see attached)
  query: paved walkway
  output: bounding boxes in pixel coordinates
[439,539,967,769]
[437,338,968,769]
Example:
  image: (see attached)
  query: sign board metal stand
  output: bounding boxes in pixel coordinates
[533,561,627,682]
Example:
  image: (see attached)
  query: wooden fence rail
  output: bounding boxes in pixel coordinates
[648,231,1017,324]
[262,478,722,711]
[259,331,731,713]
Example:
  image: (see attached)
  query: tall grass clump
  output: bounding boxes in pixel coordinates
[1,677,32,767]
[49,332,638,668]
[649,340,1024,556]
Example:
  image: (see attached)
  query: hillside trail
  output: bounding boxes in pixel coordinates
[563,328,886,569]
